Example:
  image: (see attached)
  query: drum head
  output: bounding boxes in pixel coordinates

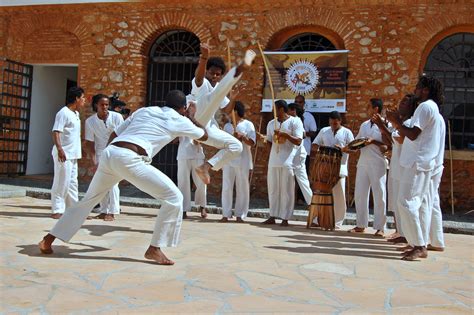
[348,138,368,150]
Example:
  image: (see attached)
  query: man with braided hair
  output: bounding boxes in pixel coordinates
[386,75,444,261]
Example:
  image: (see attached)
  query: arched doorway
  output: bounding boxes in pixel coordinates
[423,32,474,149]
[279,32,338,129]
[147,30,200,182]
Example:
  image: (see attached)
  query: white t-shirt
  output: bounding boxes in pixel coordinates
[112,106,205,158]
[433,113,446,174]
[51,106,82,160]
[224,119,256,170]
[303,111,317,155]
[176,137,205,160]
[313,126,354,177]
[389,119,411,181]
[191,77,230,127]
[266,116,304,168]
[356,120,387,168]
[85,111,124,160]
[399,99,441,171]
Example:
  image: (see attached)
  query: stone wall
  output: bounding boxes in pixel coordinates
[1,0,473,211]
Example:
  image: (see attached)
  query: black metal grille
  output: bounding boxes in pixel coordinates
[424,32,474,149]
[281,33,337,52]
[146,30,200,183]
[0,58,33,176]
[280,33,337,129]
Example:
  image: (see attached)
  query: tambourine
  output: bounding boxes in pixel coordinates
[347,137,369,150]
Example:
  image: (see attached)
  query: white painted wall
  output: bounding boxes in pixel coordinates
[26,66,78,175]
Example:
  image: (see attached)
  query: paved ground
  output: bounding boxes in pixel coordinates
[1,196,473,314]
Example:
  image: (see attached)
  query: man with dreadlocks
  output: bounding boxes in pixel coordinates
[386,75,444,261]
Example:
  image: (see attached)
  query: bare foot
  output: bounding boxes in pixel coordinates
[104,214,115,221]
[280,220,289,227]
[397,244,413,252]
[386,232,400,239]
[427,244,445,252]
[94,213,106,220]
[38,234,55,254]
[182,211,188,219]
[235,49,256,77]
[402,247,428,261]
[144,246,174,265]
[195,163,211,185]
[262,217,276,225]
[236,218,245,223]
[374,230,384,237]
[347,227,365,233]
[51,213,62,219]
[200,207,208,219]
[388,236,407,244]
[219,217,229,223]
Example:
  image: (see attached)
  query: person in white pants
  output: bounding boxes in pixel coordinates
[372,94,416,243]
[190,41,256,184]
[39,90,208,266]
[314,111,354,229]
[425,112,446,251]
[84,94,124,221]
[221,101,256,222]
[262,100,304,227]
[288,103,312,206]
[349,98,389,237]
[50,86,85,219]
[386,75,444,261]
[177,123,207,219]
[294,95,317,203]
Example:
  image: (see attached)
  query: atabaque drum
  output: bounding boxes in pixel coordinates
[309,146,342,194]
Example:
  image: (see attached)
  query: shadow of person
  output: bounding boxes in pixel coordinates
[266,245,400,260]
[4,205,51,210]
[81,224,152,237]
[0,210,51,219]
[17,243,157,265]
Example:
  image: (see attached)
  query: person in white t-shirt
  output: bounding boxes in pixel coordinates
[190,42,256,184]
[314,111,354,229]
[348,98,389,237]
[386,75,444,261]
[177,101,207,220]
[262,100,304,226]
[288,103,312,206]
[220,101,256,222]
[39,90,208,266]
[372,94,416,243]
[50,86,86,219]
[85,94,124,221]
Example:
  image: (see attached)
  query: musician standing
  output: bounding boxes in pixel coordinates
[349,98,388,236]
[262,100,304,226]
[313,111,354,229]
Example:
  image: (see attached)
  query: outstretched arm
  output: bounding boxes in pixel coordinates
[194,41,210,88]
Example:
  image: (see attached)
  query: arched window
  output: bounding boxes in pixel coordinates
[147,30,200,182]
[280,33,337,129]
[423,32,474,149]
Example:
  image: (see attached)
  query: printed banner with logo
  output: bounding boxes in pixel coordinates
[261,50,348,113]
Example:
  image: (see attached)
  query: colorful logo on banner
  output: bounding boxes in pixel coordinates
[261,51,348,113]
[285,60,319,95]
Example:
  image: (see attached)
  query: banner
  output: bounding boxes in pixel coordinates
[261,50,348,113]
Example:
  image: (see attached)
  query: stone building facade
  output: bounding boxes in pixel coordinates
[0,0,473,210]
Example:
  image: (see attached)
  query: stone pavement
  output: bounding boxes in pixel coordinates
[1,196,473,314]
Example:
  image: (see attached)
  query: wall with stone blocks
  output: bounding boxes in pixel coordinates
[0,0,473,211]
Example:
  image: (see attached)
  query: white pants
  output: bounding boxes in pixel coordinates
[194,67,241,126]
[428,169,445,248]
[268,167,295,220]
[354,164,387,230]
[95,151,121,215]
[397,167,431,247]
[294,163,312,206]
[50,145,183,248]
[177,158,207,212]
[51,155,78,214]
[203,125,242,171]
[333,177,346,228]
[388,176,403,235]
[222,165,250,219]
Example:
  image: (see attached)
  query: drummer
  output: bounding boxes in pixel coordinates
[312,111,354,229]
[348,98,389,237]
